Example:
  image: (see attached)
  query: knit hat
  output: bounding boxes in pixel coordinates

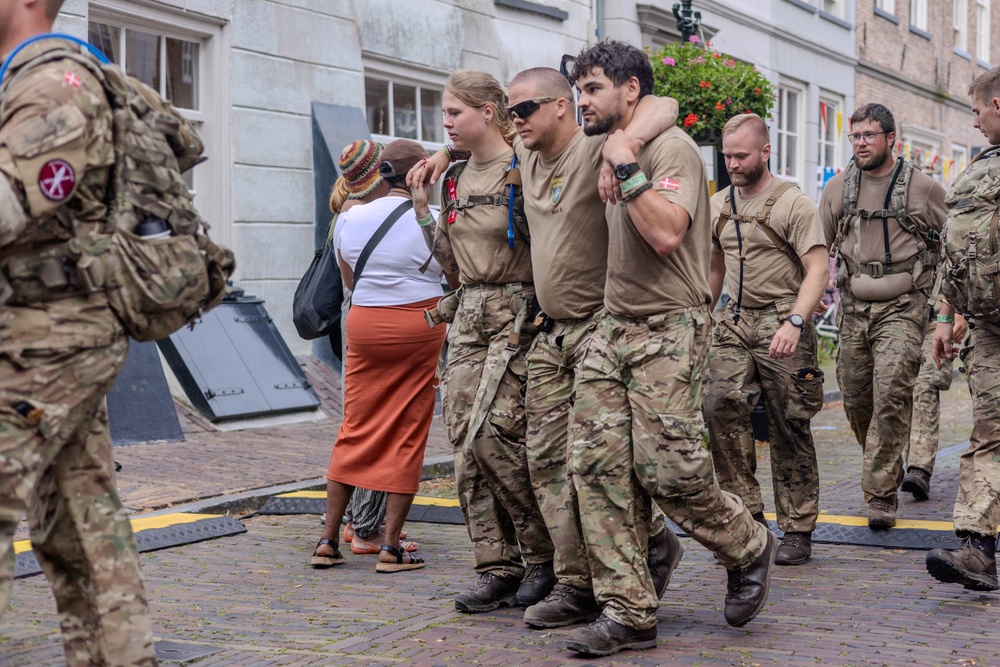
[339,140,383,199]
[379,139,430,180]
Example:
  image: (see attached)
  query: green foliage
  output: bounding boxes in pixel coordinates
[648,39,777,141]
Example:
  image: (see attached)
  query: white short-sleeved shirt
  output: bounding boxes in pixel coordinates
[335,196,445,306]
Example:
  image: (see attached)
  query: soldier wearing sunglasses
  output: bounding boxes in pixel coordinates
[819,103,946,531]
[410,65,679,634]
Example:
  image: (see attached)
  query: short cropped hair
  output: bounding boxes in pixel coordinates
[850,103,896,135]
[509,67,574,102]
[569,40,653,98]
[722,113,769,144]
[969,67,1000,106]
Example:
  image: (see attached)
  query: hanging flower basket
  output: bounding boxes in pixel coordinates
[649,38,777,144]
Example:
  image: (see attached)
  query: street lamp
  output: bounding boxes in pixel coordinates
[673,1,702,44]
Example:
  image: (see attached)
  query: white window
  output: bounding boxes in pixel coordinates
[775,82,803,185]
[87,4,227,244]
[364,74,444,149]
[950,144,968,184]
[821,0,844,19]
[875,0,896,13]
[910,0,928,30]
[976,0,991,62]
[818,96,842,175]
[955,0,969,51]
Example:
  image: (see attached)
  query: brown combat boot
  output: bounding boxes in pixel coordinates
[868,499,896,530]
[926,533,999,591]
[901,468,931,501]
[724,529,776,627]
[563,614,657,656]
[774,532,812,566]
[455,572,520,613]
[523,583,601,628]
[512,561,556,608]
[648,527,684,598]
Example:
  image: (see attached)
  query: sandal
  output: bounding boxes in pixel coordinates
[310,538,344,568]
[375,544,425,573]
[352,537,419,555]
[342,523,354,542]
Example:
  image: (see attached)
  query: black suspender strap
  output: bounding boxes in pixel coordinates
[881,157,904,271]
[730,184,745,325]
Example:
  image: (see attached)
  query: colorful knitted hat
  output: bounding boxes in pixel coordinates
[339,140,383,199]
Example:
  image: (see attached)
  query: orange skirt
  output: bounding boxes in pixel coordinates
[327,297,446,494]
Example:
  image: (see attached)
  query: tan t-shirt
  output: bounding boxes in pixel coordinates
[441,148,533,286]
[710,177,825,307]
[820,164,946,293]
[604,127,712,316]
[516,132,609,320]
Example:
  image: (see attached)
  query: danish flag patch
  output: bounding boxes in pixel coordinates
[38,159,76,201]
[63,71,81,88]
[659,177,680,190]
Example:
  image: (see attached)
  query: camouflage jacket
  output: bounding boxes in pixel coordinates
[0,37,122,351]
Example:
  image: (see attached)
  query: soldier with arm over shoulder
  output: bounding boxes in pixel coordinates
[0,2,157,666]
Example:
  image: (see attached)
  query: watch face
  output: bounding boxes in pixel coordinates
[614,163,636,180]
[789,314,805,328]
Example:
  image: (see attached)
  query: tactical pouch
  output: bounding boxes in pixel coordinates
[785,367,825,421]
[424,290,459,328]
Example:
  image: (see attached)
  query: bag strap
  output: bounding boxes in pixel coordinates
[352,200,414,287]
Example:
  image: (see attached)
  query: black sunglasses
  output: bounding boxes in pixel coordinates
[507,97,558,120]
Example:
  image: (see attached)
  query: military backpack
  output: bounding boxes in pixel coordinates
[0,34,234,342]
[935,145,1000,321]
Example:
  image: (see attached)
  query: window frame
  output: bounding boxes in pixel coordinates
[875,0,896,13]
[909,0,928,30]
[954,0,969,52]
[976,0,991,63]
[774,81,804,187]
[817,95,843,178]
[363,59,447,155]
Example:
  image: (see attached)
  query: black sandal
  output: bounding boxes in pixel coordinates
[310,538,344,568]
[375,544,425,573]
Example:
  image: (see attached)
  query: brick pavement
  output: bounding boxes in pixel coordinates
[3,356,996,665]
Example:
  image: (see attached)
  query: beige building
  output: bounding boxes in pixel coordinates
[855,0,1000,183]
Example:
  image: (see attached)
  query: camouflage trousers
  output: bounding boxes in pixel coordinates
[836,291,927,505]
[703,299,822,533]
[572,307,768,630]
[442,283,553,578]
[905,318,955,477]
[0,338,157,667]
[952,323,1000,536]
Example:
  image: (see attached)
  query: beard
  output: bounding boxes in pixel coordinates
[583,108,622,137]
[728,158,766,187]
[856,148,890,172]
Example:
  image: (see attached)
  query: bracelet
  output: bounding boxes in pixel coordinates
[416,212,435,227]
[620,172,648,195]
[936,314,955,323]
[622,181,652,202]
[444,144,455,161]
[444,145,471,162]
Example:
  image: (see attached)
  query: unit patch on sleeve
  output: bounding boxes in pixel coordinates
[38,159,76,201]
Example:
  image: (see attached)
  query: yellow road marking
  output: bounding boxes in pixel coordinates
[14,513,219,555]
[767,512,959,531]
[278,490,461,507]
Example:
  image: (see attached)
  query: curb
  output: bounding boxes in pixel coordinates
[141,453,457,519]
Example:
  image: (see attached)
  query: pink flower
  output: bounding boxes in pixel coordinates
[689,35,700,43]
[662,57,676,66]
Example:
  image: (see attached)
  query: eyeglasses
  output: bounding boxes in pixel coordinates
[507,97,558,120]
[847,131,888,144]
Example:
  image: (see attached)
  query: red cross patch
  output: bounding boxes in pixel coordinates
[659,177,680,190]
[38,159,76,201]
[63,71,80,88]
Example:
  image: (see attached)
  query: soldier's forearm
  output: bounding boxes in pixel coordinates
[0,174,27,247]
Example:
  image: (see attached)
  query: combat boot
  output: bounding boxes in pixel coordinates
[926,533,999,591]
[563,614,657,656]
[774,532,812,566]
[512,561,556,608]
[455,572,520,613]
[523,583,601,628]
[867,498,896,530]
[648,526,684,598]
[901,468,931,501]
[724,529,776,627]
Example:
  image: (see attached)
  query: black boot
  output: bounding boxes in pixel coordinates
[927,533,998,591]
[648,527,684,598]
[724,529,776,627]
[455,572,521,613]
[563,614,657,656]
[512,561,556,608]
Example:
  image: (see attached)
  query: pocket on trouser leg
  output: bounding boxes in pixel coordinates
[636,414,711,499]
[785,369,825,421]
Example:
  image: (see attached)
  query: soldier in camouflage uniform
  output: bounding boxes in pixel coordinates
[560,42,776,658]
[901,299,966,500]
[705,113,830,567]
[926,66,1000,592]
[410,70,556,613]
[0,2,157,666]
[819,103,947,530]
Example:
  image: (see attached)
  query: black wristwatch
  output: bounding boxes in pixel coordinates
[787,314,805,328]
[614,162,641,181]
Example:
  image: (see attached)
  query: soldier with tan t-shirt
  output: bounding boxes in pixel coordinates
[562,41,775,658]
[704,113,829,568]
[819,103,946,531]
